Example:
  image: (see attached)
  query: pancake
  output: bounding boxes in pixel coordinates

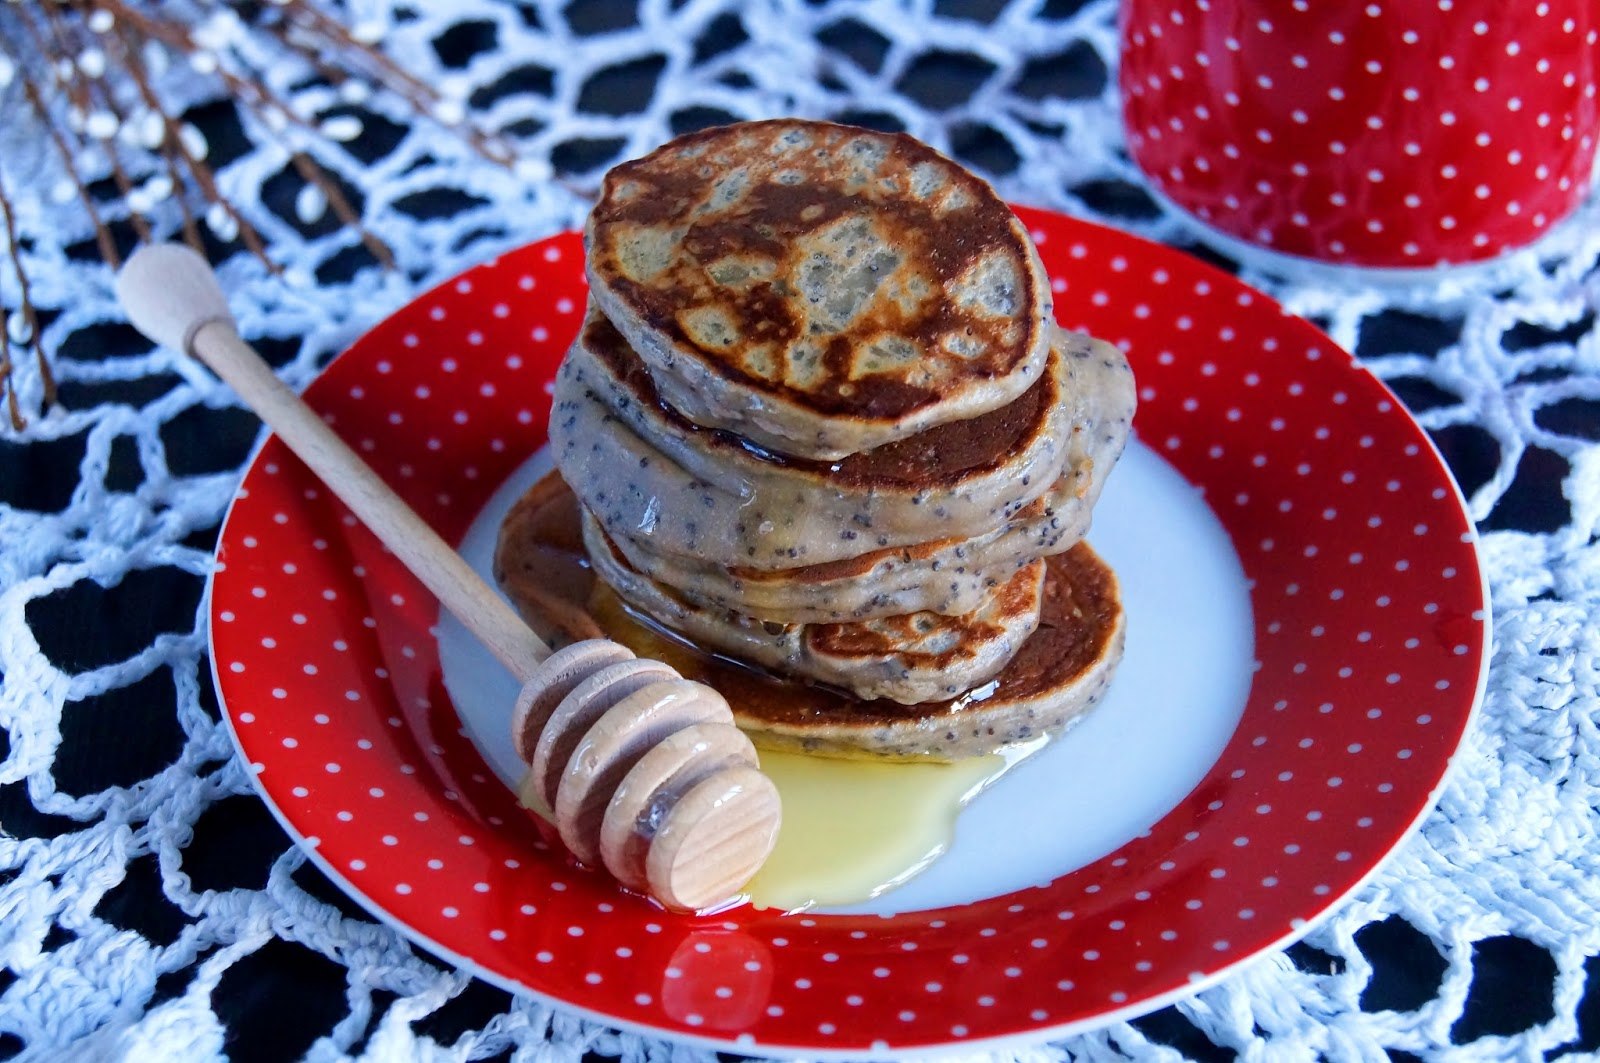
[492,469,606,646]
[581,509,1046,705]
[596,331,1135,623]
[556,305,1073,555]
[493,471,1126,761]
[606,498,1065,625]
[736,544,1126,758]
[733,542,1125,761]
[553,326,1135,578]
[584,119,1054,459]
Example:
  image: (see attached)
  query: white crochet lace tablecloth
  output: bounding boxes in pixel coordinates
[2,1,1598,1060]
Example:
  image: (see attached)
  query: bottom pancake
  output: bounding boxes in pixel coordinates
[496,471,1126,760]
[729,541,1125,760]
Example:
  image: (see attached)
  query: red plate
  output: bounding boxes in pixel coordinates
[211,208,1487,1056]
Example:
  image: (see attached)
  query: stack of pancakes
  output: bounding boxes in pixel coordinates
[526,120,1135,759]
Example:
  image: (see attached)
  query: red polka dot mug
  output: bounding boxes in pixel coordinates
[1120,0,1600,271]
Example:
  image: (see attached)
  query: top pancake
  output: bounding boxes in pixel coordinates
[585,119,1054,460]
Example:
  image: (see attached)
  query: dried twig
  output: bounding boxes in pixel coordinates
[62,1,208,254]
[285,149,397,270]
[108,8,277,271]
[102,0,397,270]
[0,0,554,428]
[16,56,122,268]
[32,1,153,244]
[273,0,517,167]
[0,167,57,430]
[111,4,399,269]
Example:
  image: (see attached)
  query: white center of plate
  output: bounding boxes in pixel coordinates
[440,440,1253,915]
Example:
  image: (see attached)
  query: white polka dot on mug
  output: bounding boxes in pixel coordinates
[1120,1,1600,269]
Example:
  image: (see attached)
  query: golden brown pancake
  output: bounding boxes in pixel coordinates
[734,542,1126,761]
[584,119,1054,459]
[603,487,1076,625]
[553,328,1133,583]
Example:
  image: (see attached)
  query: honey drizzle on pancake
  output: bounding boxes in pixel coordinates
[500,473,1048,911]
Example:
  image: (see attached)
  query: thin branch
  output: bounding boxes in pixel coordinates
[285,149,396,270]
[0,167,56,425]
[32,1,152,244]
[110,8,276,271]
[17,57,121,267]
[7,0,561,304]
[0,354,20,433]
[69,1,208,254]
[106,2,397,268]
[272,0,518,168]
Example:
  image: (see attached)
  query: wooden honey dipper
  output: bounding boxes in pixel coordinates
[116,244,781,912]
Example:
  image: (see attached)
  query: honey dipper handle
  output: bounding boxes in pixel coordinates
[117,243,550,682]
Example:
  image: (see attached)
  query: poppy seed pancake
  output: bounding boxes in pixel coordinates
[584,119,1054,460]
[594,326,1136,624]
[553,306,1077,566]
[581,509,1048,705]
[731,542,1126,760]
[493,475,1127,760]
[512,119,1139,749]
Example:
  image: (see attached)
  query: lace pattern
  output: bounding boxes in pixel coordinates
[2,0,1597,1058]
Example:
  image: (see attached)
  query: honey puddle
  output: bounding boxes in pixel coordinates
[742,743,1043,911]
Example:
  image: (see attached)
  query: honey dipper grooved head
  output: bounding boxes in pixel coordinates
[554,678,732,866]
[530,657,678,809]
[511,639,633,762]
